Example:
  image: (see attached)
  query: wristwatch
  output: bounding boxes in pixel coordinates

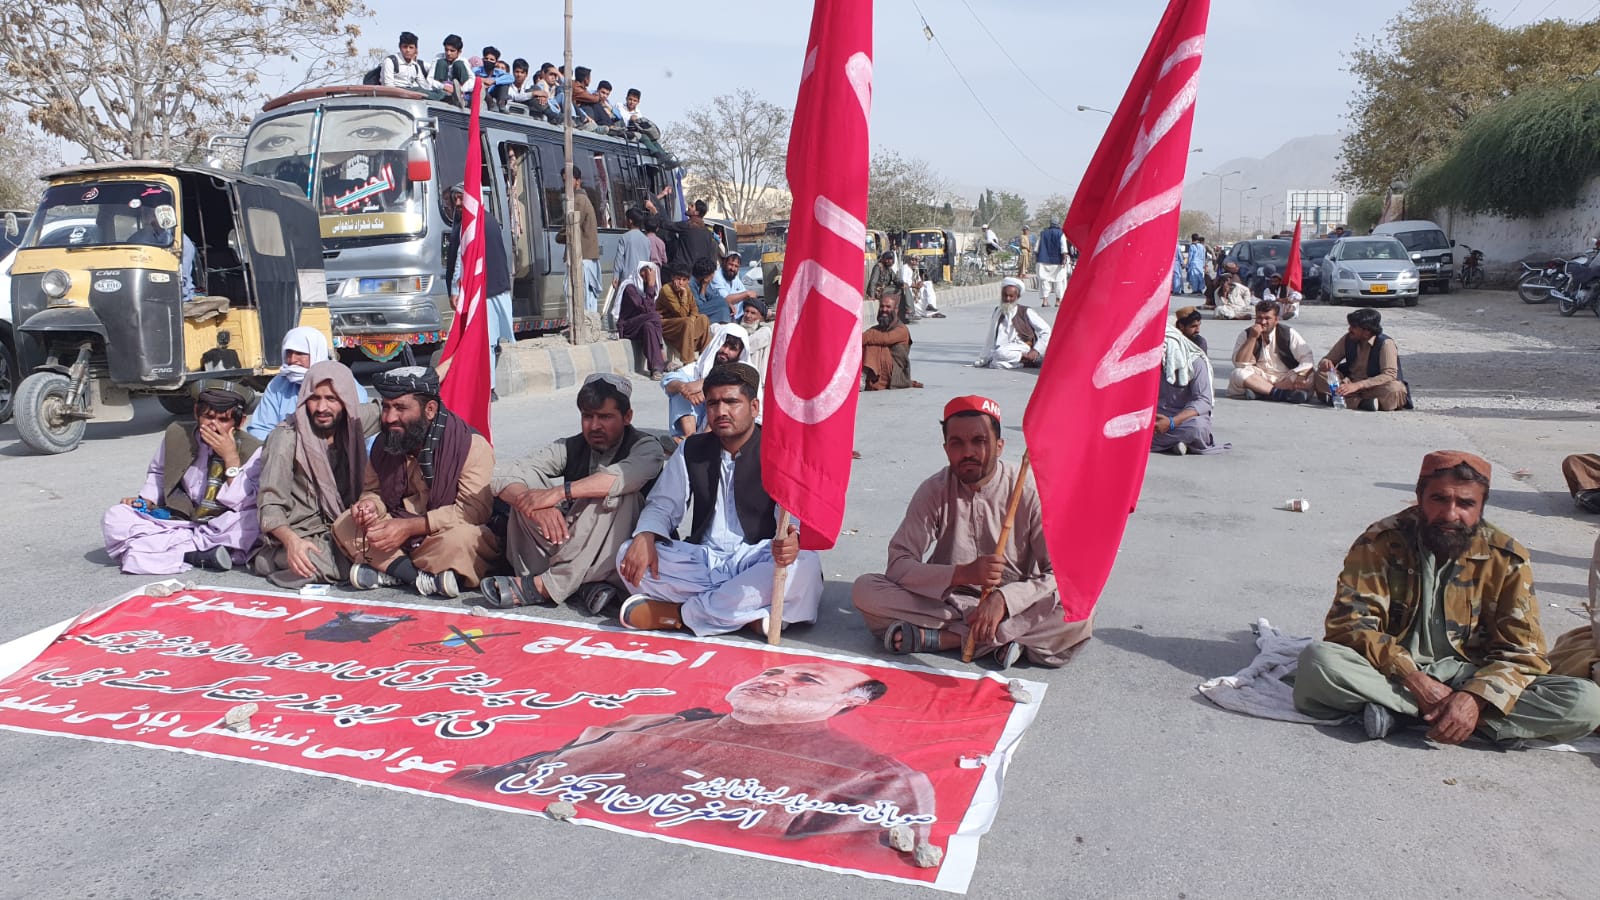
[224,466,243,479]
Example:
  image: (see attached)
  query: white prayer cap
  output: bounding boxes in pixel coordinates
[1001,277,1025,293]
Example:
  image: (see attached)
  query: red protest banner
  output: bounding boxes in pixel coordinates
[0,587,1043,893]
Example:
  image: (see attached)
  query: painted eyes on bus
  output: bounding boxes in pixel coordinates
[252,134,297,153]
[343,125,399,144]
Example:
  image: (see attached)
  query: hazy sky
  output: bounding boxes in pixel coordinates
[365,0,1590,203]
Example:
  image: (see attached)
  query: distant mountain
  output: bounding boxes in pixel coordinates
[1182,134,1345,235]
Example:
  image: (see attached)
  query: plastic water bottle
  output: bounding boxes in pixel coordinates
[1326,370,1346,409]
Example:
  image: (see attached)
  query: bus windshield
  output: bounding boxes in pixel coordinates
[244,108,424,240]
[25,181,180,251]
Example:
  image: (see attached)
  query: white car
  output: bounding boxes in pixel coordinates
[1320,236,1421,307]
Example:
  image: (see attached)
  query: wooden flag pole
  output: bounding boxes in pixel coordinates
[962,451,1032,663]
[766,507,793,646]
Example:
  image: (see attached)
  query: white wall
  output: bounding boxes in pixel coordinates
[1431,178,1600,276]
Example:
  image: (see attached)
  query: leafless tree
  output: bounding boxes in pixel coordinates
[0,112,59,209]
[867,151,954,235]
[0,0,369,163]
[667,89,790,223]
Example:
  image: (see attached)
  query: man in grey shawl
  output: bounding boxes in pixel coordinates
[1151,321,1226,456]
[251,360,378,587]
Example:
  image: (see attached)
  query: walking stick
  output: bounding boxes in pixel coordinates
[766,507,792,646]
[962,451,1032,663]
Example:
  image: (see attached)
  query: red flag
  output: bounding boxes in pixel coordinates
[760,0,871,551]
[1021,0,1210,622]
[1285,218,1303,293]
[438,98,493,442]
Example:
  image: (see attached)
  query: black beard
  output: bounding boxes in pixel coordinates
[380,417,430,455]
[309,414,343,439]
[1420,521,1479,561]
[876,311,895,328]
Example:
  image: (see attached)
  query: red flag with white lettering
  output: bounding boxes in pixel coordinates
[1021,0,1209,622]
[438,98,493,443]
[760,0,872,551]
[1285,218,1303,293]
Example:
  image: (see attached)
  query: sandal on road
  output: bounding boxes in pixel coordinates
[884,621,942,655]
[993,641,1023,670]
[482,574,551,609]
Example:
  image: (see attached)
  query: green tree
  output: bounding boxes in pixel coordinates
[1034,193,1071,228]
[1339,0,1600,194]
[0,0,368,162]
[1347,194,1384,234]
[867,151,952,233]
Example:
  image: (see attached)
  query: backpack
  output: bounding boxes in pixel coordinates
[362,54,398,86]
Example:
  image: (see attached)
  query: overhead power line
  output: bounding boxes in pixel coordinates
[953,0,1075,116]
[907,0,1060,185]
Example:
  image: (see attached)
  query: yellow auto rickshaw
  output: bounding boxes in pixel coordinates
[10,162,331,454]
[759,219,788,307]
[905,227,956,284]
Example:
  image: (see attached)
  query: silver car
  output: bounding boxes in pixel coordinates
[1320,236,1420,307]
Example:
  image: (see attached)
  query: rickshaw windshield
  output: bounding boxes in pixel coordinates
[760,228,786,254]
[24,181,179,250]
[906,231,943,250]
[243,107,423,237]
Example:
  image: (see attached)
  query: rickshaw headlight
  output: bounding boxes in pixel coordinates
[41,269,71,299]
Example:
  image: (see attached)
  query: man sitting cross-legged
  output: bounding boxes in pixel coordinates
[250,361,378,588]
[851,395,1092,669]
[1226,299,1315,403]
[616,363,824,636]
[332,367,499,597]
[862,290,922,391]
[485,373,668,616]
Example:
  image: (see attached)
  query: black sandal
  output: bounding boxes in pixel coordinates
[577,582,619,616]
[884,621,943,655]
[482,574,551,609]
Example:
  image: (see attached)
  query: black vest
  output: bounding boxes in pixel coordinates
[561,426,666,497]
[1257,322,1299,372]
[1341,333,1412,405]
[682,428,776,545]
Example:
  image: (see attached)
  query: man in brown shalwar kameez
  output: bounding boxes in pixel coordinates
[657,263,710,367]
[852,395,1092,669]
[250,361,378,588]
[861,290,922,392]
[484,373,668,616]
[332,367,499,598]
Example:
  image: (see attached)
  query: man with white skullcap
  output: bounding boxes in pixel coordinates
[974,278,1050,369]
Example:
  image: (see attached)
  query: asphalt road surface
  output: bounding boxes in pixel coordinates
[2,283,1599,898]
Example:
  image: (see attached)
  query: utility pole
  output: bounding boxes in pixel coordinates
[563,0,588,345]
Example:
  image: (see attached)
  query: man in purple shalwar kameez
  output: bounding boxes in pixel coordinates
[102,381,265,573]
[1151,324,1226,456]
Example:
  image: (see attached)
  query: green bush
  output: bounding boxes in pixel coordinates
[1348,194,1384,234]
[1410,79,1600,218]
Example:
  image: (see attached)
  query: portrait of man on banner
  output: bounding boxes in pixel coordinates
[451,662,937,845]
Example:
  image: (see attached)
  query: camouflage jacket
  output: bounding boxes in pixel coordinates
[1323,507,1549,714]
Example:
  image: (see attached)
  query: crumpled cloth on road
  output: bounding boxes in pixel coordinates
[1197,618,1600,753]
[1197,618,1348,725]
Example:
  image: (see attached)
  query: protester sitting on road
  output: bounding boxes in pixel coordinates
[975,277,1050,369]
[617,260,667,380]
[382,32,454,102]
[1314,307,1411,411]
[251,361,377,589]
[1294,451,1600,744]
[852,395,1091,669]
[247,326,371,439]
[1559,452,1600,514]
[662,323,750,439]
[656,263,709,367]
[1174,305,1207,353]
[911,270,945,319]
[862,291,922,391]
[1213,268,1254,320]
[1549,534,1600,678]
[866,252,903,305]
[102,380,264,575]
[1153,321,1223,456]
[1251,266,1301,319]
[740,298,772,380]
[617,363,824,636]
[487,373,668,616]
[333,367,499,598]
[1227,300,1315,402]
[708,251,759,323]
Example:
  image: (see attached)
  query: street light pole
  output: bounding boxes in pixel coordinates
[1075,104,1113,115]
[1203,169,1241,240]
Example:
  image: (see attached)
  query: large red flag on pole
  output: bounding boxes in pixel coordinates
[760,0,872,551]
[438,98,493,442]
[1021,0,1210,623]
[1284,217,1304,293]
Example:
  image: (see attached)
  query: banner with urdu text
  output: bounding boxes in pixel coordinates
[0,587,1045,893]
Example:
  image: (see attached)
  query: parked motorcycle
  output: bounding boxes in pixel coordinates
[1551,256,1600,317]
[1518,259,1564,304]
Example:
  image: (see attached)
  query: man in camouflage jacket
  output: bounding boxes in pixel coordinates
[1294,450,1600,744]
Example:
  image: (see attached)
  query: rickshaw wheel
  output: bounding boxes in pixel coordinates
[158,394,195,417]
[0,340,14,424]
[15,371,86,455]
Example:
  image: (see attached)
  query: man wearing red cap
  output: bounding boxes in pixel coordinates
[850,395,1091,669]
[1294,450,1600,743]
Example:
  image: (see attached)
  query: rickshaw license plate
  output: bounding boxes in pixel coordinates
[1369,284,1388,293]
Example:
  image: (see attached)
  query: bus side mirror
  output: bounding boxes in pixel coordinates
[407,142,431,184]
